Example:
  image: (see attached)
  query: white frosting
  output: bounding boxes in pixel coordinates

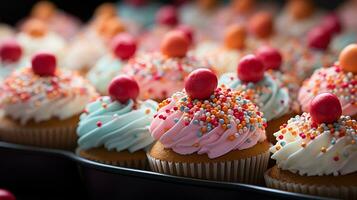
[0,68,97,124]
[62,29,107,71]
[0,59,28,82]
[271,113,357,176]
[16,32,66,59]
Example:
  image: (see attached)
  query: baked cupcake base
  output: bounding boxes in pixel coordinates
[147,140,271,184]
[265,166,357,199]
[266,113,299,144]
[0,115,79,150]
[78,147,148,169]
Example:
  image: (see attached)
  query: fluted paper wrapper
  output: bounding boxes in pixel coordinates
[264,169,357,200]
[0,124,77,150]
[147,150,270,184]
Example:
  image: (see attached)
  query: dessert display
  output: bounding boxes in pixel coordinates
[0,52,97,149]
[77,75,157,169]
[0,0,356,198]
[148,68,270,183]
[265,93,357,199]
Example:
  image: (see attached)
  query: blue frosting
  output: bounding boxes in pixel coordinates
[219,73,290,121]
[77,96,158,152]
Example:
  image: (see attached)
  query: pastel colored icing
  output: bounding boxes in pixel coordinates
[0,67,97,124]
[331,31,357,55]
[77,96,158,152]
[122,52,213,100]
[0,58,27,82]
[149,87,267,159]
[271,113,357,176]
[219,73,290,121]
[298,66,357,116]
[87,54,124,95]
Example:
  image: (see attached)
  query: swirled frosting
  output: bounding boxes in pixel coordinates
[219,73,290,121]
[0,67,97,124]
[122,52,213,100]
[87,54,124,95]
[271,113,357,176]
[298,66,357,116]
[149,87,267,159]
[77,96,158,152]
[17,32,66,59]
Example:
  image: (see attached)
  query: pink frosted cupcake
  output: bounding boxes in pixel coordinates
[147,68,270,183]
[123,30,213,101]
[298,44,357,118]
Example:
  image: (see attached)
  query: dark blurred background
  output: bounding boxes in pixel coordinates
[0,0,347,25]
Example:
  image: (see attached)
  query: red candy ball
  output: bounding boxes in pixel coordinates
[0,39,22,63]
[175,24,194,45]
[125,0,147,7]
[255,46,282,70]
[185,68,217,100]
[0,189,16,200]
[309,93,342,124]
[108,75,139,103]
[31,52,56,76]
[321,13,342,35]
[111,33,137,60]
[156,6,178,27]
[307,26,331,50]
[237,54,265,83]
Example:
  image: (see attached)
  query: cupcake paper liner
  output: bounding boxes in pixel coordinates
[147,150,270,184]
[264,169,357,199]
[0,124,78,150]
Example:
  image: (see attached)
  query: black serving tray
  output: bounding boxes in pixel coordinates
[0,141,334,200]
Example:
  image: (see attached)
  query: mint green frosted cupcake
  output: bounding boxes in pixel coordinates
[87,33,137,95]
[77,75,158,169]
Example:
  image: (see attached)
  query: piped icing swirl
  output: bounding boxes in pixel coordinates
[219,73,290,121]
[149,87,267,159]
[122,52,213,100]
[0,67,97,124]
[298,66,357,116]
[87,55,124,95]
[271,113,357,176]
[77,96,158,152]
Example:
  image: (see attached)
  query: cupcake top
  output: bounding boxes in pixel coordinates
[77,75,157,152]
[0,39,26,81]
[87,33,137,95]
[0,52,97,125]
[219,54,290,121]
[271,93,357,176]
[123,30,213,100]
[17,19,66,58]
[298,44,357,116]
[150,69,267,159]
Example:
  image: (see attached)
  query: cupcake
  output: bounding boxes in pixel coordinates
[192,24,248,75]
[299,44,357,118]
[148,68,270,183]
[265,93,357,199]
[0,39,26,82]
[276,0,322,38]
[87,33,137,95]
[62,12,126,75]
[77,75,158,169]
[138,5,179,52]
[17,19,66,60]
[23,1,81,40]
[219,54,291,143]
[123,30,213,101]
[0,52,97,149]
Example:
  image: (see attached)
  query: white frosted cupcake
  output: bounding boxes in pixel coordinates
[87,33,137,95]
[0,52,97,149]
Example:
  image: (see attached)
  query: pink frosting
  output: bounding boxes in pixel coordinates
[298,66,357,116]
[149,90,267,159]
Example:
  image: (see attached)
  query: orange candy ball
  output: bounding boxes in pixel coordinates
[287,0,314,20]
[31,1,56,21]
[248,11,274,39]
[224,24,246,50]
[233,0,255,14]
[160,31,190,58]
[339,44,357,73]
[24,19,48,38]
